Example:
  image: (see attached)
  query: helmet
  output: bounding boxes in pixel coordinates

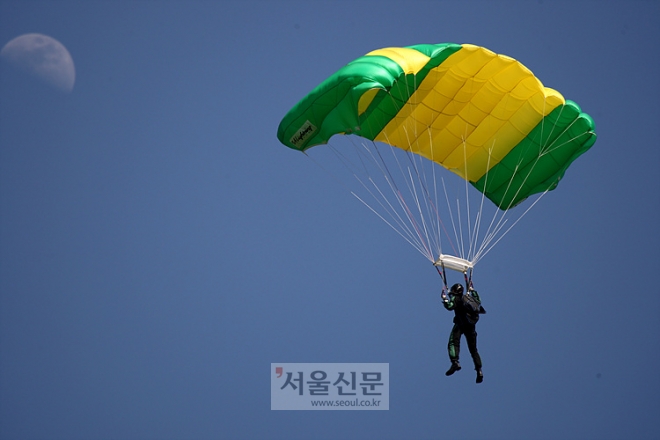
[450,283,464,295]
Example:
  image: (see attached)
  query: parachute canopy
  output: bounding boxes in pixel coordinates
[277,43,596,210]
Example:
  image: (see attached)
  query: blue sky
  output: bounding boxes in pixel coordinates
[1,1,658,439]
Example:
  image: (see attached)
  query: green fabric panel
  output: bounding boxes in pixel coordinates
[471,100,596,209]
[276,56,404,150]
[276,43,462,150]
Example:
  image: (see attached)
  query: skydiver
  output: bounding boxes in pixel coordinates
[442,282,486,383]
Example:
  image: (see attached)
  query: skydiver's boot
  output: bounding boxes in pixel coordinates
[445,361,461,376]
[476,368,483,384]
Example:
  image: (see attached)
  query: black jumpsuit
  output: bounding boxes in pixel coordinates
[443,290,485,370]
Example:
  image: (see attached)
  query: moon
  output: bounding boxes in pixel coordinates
[1,33,75,93]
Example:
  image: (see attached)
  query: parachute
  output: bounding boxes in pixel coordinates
[277,43,596,271]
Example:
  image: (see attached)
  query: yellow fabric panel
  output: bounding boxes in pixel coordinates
[366,47,430,75]
[427,129,463,161]
[454,77,489,105]
[474,55,517,81]
[511,99,548,133]
[458,101,489,127]
[435,69,472,101]
[430,113,459,134]
[409,102,436,127]
[452,143,496,181]
[358,88,380,116]
[490,60,534,92]
[467,81,510,113]
[375,44,566,182]
[528,86,564,114]
[465,115,506,147]
[377,120,414,152]
[446,122,523,174]
[431,44,495,78]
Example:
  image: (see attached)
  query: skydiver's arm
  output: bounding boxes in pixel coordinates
[442,295,455,310]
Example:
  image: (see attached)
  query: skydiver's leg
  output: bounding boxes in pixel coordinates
[447,323,462,362]
[464,326,482,370]
[445,324,462,376]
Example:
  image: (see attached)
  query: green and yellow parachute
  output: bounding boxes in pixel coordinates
[277,43,596,210]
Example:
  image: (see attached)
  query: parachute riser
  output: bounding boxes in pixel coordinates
[436,263,448,300]
[436,264,447,286]
[464,269,473,292]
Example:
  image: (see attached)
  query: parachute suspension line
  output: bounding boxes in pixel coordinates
[399,128,436,259]
[472,140,518,263]
[347,85,439,262]
[471,92,526,259]
[366,139,439,262]
[377,131,435,261]
[473,186,552,265]
[470,140,503,265]
[469,94,574,263]
[400,126,445,261]
[396,77,462,263]
[307,141,433,260]
[395,70,445,263]
[469,211,482,264]
[393,78,439,258]
[342,90,433,261]
[435,91,558,268]
[440,176,461,257]
[469,141,493,265]
[426,127,456,259]
[363,150,429,250]
[417,136,444,257]
[350,190,434,260]
[471,115,559,265]
[459,74,493,266]
[538,94,577,157]
[459,135,472,262]
[470,95,585,265]
[461,134,481,263]
[462,127,544,266]
[369,82,438,262]
[428,129,442,252]
[539,109,590,157]
[457,124,479,261]
[405,165,435,260]
[456,198,466,260]
[472,157,532,263]
[352,146,434,260]
[359,141,437,261]
[543,130,591,156]
[496,94,563,209]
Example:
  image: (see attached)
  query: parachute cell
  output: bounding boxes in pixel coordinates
[277,43,596,210]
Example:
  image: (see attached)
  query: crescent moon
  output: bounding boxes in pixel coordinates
[1,33,75,93]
